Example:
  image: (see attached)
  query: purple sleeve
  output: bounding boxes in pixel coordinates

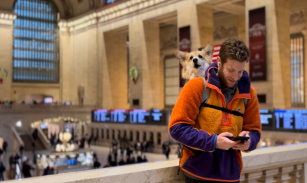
[246,130,260,151]
[169,123,217,151]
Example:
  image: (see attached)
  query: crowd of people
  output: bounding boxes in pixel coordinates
[0,100,77,105]
[0,152,36,181]
[0,101,14,105]
[0,133,178,181]
[102,140,149,168]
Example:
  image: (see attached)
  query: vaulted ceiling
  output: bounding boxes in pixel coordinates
[0,0,103,19]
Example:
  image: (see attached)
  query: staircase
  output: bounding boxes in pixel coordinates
[19,134,33,151]
[19,133,46,151]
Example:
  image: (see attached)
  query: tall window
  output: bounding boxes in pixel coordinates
[290,34,305,107]
[13,0,59,83]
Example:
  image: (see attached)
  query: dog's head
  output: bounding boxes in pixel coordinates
[176,45,213,80]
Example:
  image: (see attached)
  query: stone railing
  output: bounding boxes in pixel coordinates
[6,143,307,183]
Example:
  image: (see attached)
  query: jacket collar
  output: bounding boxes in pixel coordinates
[205,62,251,94]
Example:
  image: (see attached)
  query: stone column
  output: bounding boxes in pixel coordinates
[237,14,249,71]
[274,166,294,182]
[128,20,161,109]
[258,169,279,183]
[134,130,138,143]
[60,26,73,103]
[301,163,307,183]
[245,171,263,183]
[101,31,129,109]
[305,7,307,109]
[246,0,290,109]
[240,173,247,183]
[147,131,152,142]
[290,164,303,183]
[177,3,213,50]
[0,12,15,101]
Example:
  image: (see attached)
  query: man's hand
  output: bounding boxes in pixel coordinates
[215,132,236,150]
[233,131,250,151]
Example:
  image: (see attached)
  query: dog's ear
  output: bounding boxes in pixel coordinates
[199,46,213,56]
[204,45,213,57]
[176,51,187,66]
[199,45,213,63]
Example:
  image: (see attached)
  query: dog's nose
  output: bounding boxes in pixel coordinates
[193,58,198,63]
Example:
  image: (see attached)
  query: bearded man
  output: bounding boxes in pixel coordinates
[169,38,261,183]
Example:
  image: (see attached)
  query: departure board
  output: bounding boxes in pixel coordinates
[92,109,165,125]
[260,109,274,129]
[275,110,307,130]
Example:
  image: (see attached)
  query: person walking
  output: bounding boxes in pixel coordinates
[0,162,6,181]
[22,159,34,178]
[2,141,7,154]
[169,38,261,183]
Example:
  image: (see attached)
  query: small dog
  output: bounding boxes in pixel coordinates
[176,45,213,80]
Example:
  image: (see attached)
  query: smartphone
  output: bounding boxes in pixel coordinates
[231,136,250,142]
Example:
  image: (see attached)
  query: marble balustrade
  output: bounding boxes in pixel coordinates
[5,143,307,183]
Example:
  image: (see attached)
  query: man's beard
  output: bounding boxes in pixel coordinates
[218,65,237,88]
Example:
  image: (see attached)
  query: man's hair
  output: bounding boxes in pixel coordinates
[219,38,250,64]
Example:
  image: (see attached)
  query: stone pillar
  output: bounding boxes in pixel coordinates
[147,131,152,142]
[129,20,161,109]
[301,162,307,183]
[246,0,290,109]
[101,31,129,109]
[134,130,138,143]
[305,7,307,109]
[60,26,73,103]
[240,173,247,183]
[0,12,15,101]
[246,171,263,183]
[237,14,249,71]
[258,169,279,183]
[177,3,213,50]
[274,0,291,109]
[290,164,303,183]
[274,166,294,182]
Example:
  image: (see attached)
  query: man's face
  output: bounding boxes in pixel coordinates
[217,57,246,88]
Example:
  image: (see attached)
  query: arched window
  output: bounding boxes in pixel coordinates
[13,0,59,83]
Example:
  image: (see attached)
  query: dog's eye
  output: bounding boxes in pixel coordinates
[198,55,203,59]
[190,56,193,60]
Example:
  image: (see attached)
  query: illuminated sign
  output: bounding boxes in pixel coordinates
[111,109,129,123]
[92,109,165,125]
[92,109,307,131]
[275,110,307,130]
[260,109,274,129]
[93,109,111,122]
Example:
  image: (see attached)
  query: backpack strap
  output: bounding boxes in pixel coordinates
[243,98,248,108]
[199,77,211,112]
[198,77,248,115]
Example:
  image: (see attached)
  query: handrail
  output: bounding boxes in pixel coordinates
[11,126,24,152]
